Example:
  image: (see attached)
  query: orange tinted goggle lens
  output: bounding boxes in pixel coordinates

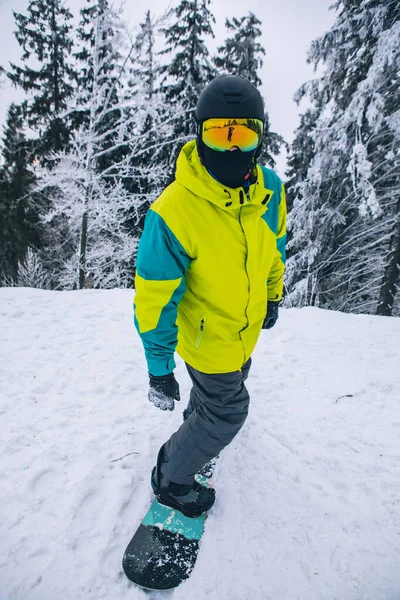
[202,118,264,152]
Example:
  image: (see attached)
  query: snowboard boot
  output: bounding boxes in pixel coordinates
[151,449,216,518]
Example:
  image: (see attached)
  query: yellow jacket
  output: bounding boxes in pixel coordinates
[134,140,286,375]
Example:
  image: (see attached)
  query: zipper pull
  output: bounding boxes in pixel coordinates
[195,318,205,349]
[242,186,251,202]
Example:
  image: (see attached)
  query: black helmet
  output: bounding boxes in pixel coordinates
[195,74,264,122]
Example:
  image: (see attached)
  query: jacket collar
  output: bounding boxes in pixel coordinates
[175,140,274,212]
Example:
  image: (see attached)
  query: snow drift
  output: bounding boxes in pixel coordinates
[1,288,399,600]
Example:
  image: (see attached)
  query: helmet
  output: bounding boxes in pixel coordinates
[195,74,264,122]
[195,75,265,188]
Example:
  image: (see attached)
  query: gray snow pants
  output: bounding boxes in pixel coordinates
[159,357,252,484]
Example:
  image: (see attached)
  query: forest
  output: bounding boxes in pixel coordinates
[0,0,399,316]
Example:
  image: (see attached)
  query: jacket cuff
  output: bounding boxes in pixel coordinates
[146,355,176,377]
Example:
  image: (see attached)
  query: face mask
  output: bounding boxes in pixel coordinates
[199,142,257,188]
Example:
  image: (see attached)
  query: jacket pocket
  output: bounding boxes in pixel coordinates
[195,317,206,349]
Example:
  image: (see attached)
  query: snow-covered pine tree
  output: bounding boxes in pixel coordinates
[214,13,265,86]
[0,168,12,280]
[285,107,320,214]
[213,12,285,168]
[38,142,137,290]
[73,0,108,130]
[16,247,48,288]
[284,101,323,295]
[36,3,164,290]
[7,0,75,158]
[130,10,157,132]
[73,0,129,173]
[130,10,174,169]
[125,10,173,241]
[285,0,400,316]
[0,104,39,281]
[159,0,216,170]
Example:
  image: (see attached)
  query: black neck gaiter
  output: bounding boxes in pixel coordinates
[199,141,257,189]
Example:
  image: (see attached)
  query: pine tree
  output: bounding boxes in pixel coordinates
[160,0,216,151]
[73,0,129,173]
[214,13,265,86]
[285,107,320,213]
[213,12,285,168]
[0,173,11,278]
[283,107,320,291]
[129,10,177,177]
[35,4,165,289]
[0,104,39,280]
[125,10,174,237]
[285,0,400,315]
[8,0,75,157]
[16,247,48,288]
[129,10,158,146]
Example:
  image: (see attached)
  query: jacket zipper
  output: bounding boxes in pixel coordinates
[195,318,205,349]
[238,205,250,344]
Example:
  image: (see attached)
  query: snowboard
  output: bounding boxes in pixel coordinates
[122,475,209,590]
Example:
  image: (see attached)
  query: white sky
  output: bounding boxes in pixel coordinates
[0,0,336,176]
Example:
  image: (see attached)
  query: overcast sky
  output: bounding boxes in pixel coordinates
[0,0,336,176]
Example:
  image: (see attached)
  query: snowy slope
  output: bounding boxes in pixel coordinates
[1,288,399,600]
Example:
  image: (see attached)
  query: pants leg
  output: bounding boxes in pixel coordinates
[182,379,202,421]
[160,358,252,484]
[183,357,252,420]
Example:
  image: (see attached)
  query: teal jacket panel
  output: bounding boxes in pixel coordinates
[134,209,192,375]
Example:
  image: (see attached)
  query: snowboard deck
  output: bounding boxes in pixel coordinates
[122,475,209,590]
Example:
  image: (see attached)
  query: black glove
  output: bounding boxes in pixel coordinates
[262,301,279,330]
[148,372,180,411]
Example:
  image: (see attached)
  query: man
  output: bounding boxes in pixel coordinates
[134,74,286,518]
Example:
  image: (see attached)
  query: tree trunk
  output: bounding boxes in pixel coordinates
[377,208,400,317]
[79,211,88,290]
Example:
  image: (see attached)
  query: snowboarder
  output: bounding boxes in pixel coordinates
[134,74,287,518]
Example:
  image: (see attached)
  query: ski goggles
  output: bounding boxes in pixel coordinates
[202,117,264,152]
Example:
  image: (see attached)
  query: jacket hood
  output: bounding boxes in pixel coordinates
[175,140,273,212]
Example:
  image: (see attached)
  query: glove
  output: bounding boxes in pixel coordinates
[148,372,180,411]
[262,300,279,330]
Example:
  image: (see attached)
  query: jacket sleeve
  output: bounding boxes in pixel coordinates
[133,207,192,376]
[267,182,287,301]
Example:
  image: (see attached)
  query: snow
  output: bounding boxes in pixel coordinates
[1,288,400,600]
